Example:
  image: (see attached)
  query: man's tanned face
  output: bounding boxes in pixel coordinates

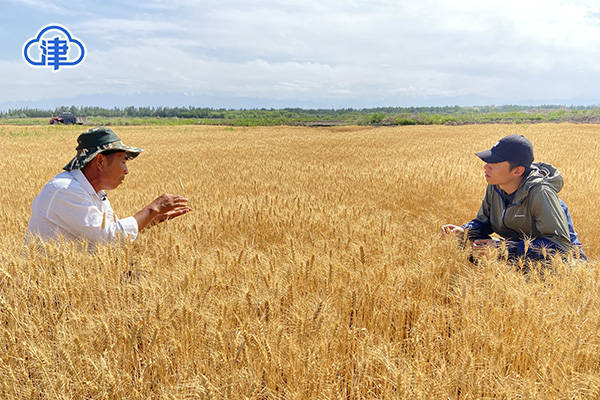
[99,151,129,190]
[483,161,523,186]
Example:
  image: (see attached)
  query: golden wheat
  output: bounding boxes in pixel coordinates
[1,124,600,399]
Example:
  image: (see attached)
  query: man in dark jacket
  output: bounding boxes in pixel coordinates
[442,134,585,262]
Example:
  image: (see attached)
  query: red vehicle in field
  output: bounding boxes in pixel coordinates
[49,112,83,125]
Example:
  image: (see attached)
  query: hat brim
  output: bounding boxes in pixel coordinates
[64,141,143,171]
[475,150,505,164]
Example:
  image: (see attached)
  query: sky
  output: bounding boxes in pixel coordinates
[3,0,600,110]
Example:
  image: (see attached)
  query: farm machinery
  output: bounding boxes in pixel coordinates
[49,112,83,125]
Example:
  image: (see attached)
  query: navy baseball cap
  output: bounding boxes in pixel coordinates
[475,134,534,167]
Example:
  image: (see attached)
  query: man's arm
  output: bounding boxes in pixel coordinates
[505,186,571,259]
[48,191,190,243]
[48,189,139,242]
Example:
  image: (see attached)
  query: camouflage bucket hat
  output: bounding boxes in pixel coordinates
[63,127,143,171]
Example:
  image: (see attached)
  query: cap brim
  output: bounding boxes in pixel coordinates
[475,150,504,163]
[115,144,143,160]
[63,141,143,171]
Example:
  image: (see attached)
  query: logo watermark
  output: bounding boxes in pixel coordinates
[23,24,85,71]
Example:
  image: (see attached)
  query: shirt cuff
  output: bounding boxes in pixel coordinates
[119,216,139,242]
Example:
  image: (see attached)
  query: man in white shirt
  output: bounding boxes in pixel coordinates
[27,127,191,247]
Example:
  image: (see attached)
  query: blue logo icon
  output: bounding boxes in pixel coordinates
[23,24,85,71]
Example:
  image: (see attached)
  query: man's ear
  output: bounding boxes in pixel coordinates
[512,166,525,177]
[94,154,106,170]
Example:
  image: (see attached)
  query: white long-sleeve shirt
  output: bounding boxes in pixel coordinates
[26,169,138,245]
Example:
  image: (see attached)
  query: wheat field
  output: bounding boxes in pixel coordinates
[1,124,600,399]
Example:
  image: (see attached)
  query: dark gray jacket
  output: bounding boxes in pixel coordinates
[464,163,584,259]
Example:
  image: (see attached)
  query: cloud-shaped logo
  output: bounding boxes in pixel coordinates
[23,24,86,71]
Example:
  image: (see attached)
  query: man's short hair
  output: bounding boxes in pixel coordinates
[508,161,529,177]
[508,161,519,170]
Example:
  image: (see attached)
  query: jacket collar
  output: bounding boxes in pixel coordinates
[69,169,107,201]
[493,163,562,206]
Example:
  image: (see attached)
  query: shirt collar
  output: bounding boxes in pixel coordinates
[69,169,107,201]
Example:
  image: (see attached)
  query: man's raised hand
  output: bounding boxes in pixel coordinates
[149,194,190,214]
[135,193,191,231]
[441,224,465,238]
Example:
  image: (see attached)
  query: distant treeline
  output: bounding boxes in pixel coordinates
[3,105,600,126]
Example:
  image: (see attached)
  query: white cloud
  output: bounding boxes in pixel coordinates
[7,0,600,106]
[8,0,65,12]
[75,18,187,38]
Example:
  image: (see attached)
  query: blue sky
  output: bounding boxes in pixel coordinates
[3,0,600,110]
